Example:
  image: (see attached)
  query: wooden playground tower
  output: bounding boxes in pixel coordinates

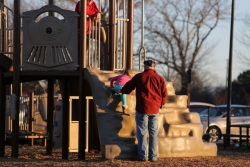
[0,0,134,160]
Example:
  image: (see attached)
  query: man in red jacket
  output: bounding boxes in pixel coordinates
[120,60,168,162]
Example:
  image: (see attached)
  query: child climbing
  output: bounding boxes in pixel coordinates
[110,69,133,114]
[75,0,101,34]
[75,0,106,44]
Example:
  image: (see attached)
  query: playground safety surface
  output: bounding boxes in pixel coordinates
[0,143,249,167]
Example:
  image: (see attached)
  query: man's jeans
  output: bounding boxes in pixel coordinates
[136,112,159,161]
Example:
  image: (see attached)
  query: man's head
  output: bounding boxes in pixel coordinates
[143,60,156,70]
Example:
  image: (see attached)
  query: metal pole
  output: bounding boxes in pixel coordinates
[0,0,5,52]
[28,92,34,146]
[46,0,54,156]
[187,68,191,107]
[141,0,144,49]
[226,0,234,147]
[109,0,115,70]
[78,0,87,160]
[0,70,5,157]
[208,107,210,128]
[62,80,69,159]
[48,0,54,16]
[48,0,54,5]
[12,0,20,158]
[0,4,6,158]
[126,0,134,69]
[138,0,146,70]
[46,79,54,155]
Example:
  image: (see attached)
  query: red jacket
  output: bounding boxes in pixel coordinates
[75,1,99,33]
[120,69,168,114]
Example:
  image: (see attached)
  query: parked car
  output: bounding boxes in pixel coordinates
[189,102,215,113]
[199,104,250,141]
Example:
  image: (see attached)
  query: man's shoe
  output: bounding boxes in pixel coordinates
[134,155,147,161]
[149,159,157,162]
[137,158,147,161]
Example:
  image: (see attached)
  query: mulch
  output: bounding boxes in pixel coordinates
[0,143,250,167]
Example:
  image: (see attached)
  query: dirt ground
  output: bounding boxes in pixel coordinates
[0,143,250,167]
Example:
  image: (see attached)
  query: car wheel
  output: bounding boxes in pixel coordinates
[207,126,221,140]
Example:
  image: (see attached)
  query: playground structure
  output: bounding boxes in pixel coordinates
[0,0,217,160]
[5,94,47,134]
[4,94,60,141]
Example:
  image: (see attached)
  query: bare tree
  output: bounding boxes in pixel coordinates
[57,0,132,22]
[237,14,250,66]
[134,0,230,94]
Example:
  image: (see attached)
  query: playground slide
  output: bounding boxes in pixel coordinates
[83,68,217,159]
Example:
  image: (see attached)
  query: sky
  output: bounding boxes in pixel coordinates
[206,0,250,87]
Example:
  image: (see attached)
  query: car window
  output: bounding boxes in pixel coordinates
[238,109,244,116]
[216,108,227,116]
[199,109,209,117]
[199,107,250,117]
[210,108,219,117]
[246,109,250,116]
[199,108,226,117]
[189,106,211,113]
[231,109,244,117]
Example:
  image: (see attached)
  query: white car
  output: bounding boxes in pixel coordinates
[199,104,250,141]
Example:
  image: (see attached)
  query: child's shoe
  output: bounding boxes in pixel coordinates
[122,105,128,114]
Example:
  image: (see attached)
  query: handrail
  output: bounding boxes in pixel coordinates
[0,2,14,17]
[0,2,14,57]
[138,0,146,71]
[138,46,146,70]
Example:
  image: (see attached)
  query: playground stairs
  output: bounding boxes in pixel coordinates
[83,68,217,159]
